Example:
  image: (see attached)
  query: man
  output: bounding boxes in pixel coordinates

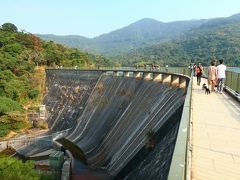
[217,59,227,94]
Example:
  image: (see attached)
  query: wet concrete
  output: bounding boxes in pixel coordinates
[18,70,187,179]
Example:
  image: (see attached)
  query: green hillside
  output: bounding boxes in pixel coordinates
[0,23,112,138]
[121,23,240,66]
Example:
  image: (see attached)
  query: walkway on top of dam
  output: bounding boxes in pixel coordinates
[191,77,240,180]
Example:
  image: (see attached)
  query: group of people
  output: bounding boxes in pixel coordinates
[207,59,226,94]
[192,59,226,94]
[142,64,160,70]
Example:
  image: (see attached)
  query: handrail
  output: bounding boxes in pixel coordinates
[225,70,240,93]
[46,66,191,76]
[0,128,72,152]
[167,74,193,180]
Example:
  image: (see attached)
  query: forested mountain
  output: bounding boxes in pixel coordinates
[36,34,92,51]
[37,18,207,55]
[199,13,240,29]
[121,23,240,66]
[0,23,112,137]
[37,13,240,66]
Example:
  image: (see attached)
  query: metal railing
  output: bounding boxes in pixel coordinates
[225,71,240,93]
[47,66,192,76]
[0,128,72,152]
[100,68,239,89]
[167,73,192,180]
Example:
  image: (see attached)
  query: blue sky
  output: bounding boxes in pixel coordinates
[0,0,240,38]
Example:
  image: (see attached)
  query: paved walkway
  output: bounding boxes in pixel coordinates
[191,77,240,180]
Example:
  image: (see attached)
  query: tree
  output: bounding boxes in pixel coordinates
[0,97,22,115]
[28,89,39,99]
[1,23,18,32]
[0,111,28,137]
[0,156,40,180]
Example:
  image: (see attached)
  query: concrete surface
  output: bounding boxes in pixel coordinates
[191,77,240,180]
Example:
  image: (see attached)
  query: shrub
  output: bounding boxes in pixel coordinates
[0,156,41,180]
[0,111,28,137]
[28,89,39,99]
[0,97,22,115]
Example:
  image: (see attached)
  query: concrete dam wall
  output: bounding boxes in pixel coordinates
[44,70,102,131]
[21,69,187,178]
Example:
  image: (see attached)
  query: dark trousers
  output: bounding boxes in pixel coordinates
[197,75,201,85]
[217,78,225,92]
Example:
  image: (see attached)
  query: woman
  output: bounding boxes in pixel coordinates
[207,61,217,92]
[196,63,203,86]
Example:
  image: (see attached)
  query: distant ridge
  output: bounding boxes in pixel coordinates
[37,18,207,55]
[36,34,92,49]
[36,13,240,66]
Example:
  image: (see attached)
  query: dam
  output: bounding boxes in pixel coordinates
[16,68,190,179]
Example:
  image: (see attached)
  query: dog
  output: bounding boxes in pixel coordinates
[205,87,210,94]
[202,83,210,94]
[202,83,207,90]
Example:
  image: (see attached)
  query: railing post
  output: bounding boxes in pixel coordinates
[143,72,152,80]
[153,73,162,82]
[179,77,187,89]
[171,75,179,87]
[134,72,142,79]
[124,71,130,77]
[238,73,240,93]
[162,74,171,84]
[113,71,118,76]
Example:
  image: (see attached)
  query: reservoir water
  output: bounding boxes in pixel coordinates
[227,67,240,73]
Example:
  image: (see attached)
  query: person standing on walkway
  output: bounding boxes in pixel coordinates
[193,64,196,76]
[217,59,227,94]
[207,61,217,92]
[196,63,203,86]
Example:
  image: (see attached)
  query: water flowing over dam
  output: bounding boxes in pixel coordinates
[18,69,188,179]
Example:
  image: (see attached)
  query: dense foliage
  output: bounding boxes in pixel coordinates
[0,156,40,180]
[0,22,109,137]
[118,23,240,67]
[0,155,57,180]
[0,111,27,137]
